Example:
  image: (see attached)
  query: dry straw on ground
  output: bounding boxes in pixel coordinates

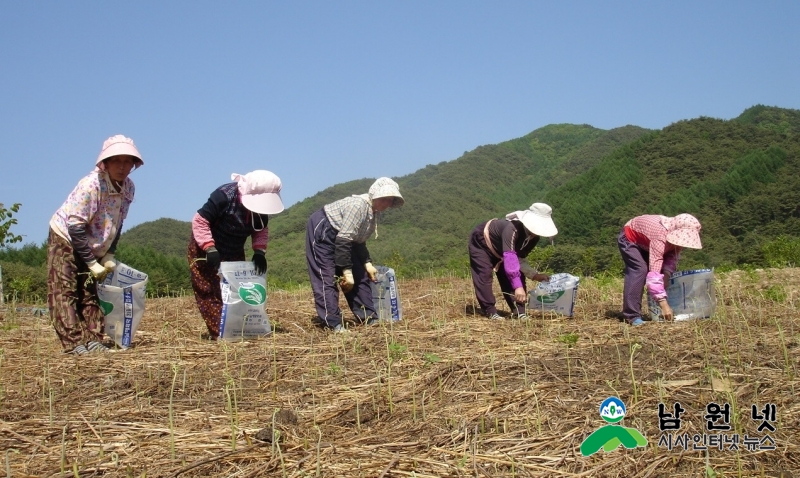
[1,269,798,477]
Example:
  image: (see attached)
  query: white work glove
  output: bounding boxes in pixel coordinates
[339,269,355,293]
[365,262,378,282]
[100,253,117,271]
[88,261,109,280]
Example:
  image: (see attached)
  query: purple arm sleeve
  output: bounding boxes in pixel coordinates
[502,250,524,290]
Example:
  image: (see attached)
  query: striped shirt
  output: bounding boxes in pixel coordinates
[323,194,375,243]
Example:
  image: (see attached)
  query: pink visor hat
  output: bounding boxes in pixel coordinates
[232,170,285,214]
[663,213,702,249]
[95,135,143,169]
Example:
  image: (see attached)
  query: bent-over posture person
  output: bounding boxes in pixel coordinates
[617,213,703,325]
[188,170,284,340]
[469,203,557,320]
[306,177,404,332]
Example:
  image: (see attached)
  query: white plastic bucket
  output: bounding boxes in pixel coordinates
[370,265,402,321]
[98,262,148,349]
[219,261,271,340]
[647,269,716,321]
[527,273,580,317]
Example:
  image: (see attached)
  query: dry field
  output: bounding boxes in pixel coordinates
[1,269,798,478]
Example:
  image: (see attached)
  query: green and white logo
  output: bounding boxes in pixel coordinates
[534,290,564,304]
[238,282,267,305]
[580,397,647,456]
[99,299,114,315]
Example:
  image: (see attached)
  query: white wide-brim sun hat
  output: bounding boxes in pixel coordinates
[507,203,558,237]
[232,170,285,215]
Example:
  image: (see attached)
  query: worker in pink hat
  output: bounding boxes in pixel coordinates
[48,134,144,355]
[188,170,284,340]
[618,213,703,325]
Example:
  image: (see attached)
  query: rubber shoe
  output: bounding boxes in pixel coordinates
[70,345,89,356]
[87,341,110,353]
[630,318,645,326]
[366,318,380,326]
[332,324,348,333]
[514,313,529,320]
[488,313,503,320]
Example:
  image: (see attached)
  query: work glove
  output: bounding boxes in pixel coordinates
[514,287,527,304]
[339,269,355,293]
[365,262,378,282]
[252,250,267,275]
[204,247,220,270]
[100,253,117,271]
[88,261,109,281]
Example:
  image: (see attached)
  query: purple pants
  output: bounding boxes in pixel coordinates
[305,209,377,328]
[618,229,649,323]
[468,224,526,317]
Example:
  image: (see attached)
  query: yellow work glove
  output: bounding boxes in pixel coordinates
[365,262,378,282]
[100,253,117,271]
[339,269,355,293]
[88,261,109,281]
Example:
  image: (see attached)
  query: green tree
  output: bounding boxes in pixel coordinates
[0,203,23,249]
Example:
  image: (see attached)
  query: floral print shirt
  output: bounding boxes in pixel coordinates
[50,170,134,259]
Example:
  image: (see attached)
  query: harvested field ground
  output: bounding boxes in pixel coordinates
[1,268,798,477]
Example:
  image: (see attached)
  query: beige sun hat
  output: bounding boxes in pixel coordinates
[368,177,404,207]
[95,134,143,169]
[506,203,558,237]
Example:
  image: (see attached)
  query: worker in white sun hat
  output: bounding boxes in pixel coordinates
[305,177,404,333]
[188,170,285,340]
[468,202,557,320]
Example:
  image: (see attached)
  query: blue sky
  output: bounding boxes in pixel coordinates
[1,1,798,246]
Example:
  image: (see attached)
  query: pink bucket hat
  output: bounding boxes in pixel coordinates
[662,213,702,249]
[232,170,285,214]
[95,135,143,169]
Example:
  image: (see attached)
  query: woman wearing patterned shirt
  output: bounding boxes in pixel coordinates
[468,203,557,320]
[618,213,703,325]
[305,177,404,332]
[188,170,284,340]
[47,135,144,355]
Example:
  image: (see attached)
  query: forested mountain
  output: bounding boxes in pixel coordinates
[3,105,799,297]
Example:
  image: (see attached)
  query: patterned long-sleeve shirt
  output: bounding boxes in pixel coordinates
[50,170,134,262]
[624,215,681,300]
